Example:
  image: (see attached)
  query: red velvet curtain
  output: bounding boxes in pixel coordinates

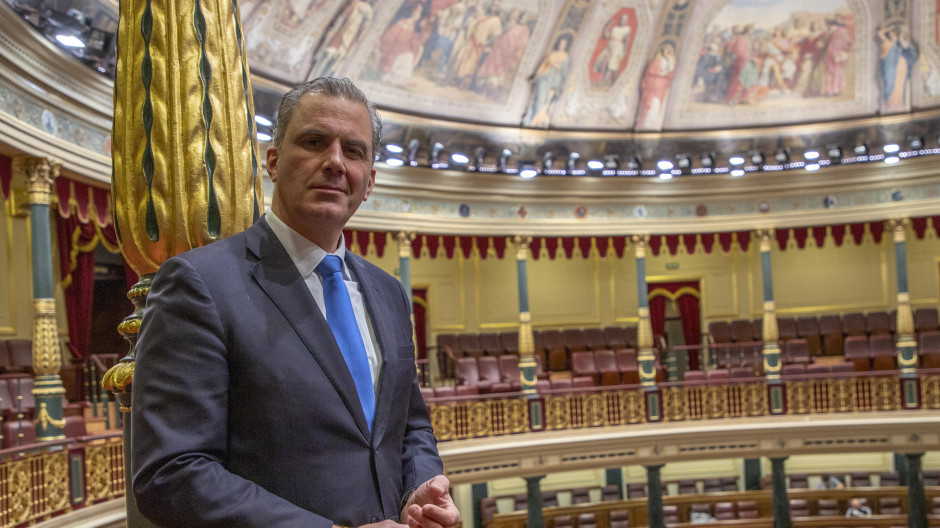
[56,211,119,360]
[649,296,667,339]
[677,294,701,370]
[648,281,702,369]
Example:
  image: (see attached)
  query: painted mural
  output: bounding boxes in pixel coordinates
[589,8,639,88]
[242,0,346,82]
[914,0,940,107]
[668,0,874,129]
[336,0,552,125]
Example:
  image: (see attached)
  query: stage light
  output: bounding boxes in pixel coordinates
[604,155,620,170]
[909,136,924,149]
[700,152,715,167]
[428,142,444,164]
[55,34,85,47]
[519,162,538,179]
[730,168,744,177]
[451,153,469,164]
[748,150,764,165]
[256,132,272,142]
[473,146,486,168]
[407,139,421,166]
[883,143,900,154]
[254,115,273,127]
[566,152,580,172]
[885,156,900,164]
[803,150,820,160]
[729,156,745,166]
[658,172,673,180]
[498,148,512,172]
[805,163,820,171]
[675,154,691,170]
[626,155,642,171]
[826,145,842,159]
[854,143,868,156]
[587,160,604,170]
[657,159,674,171]
[385,158,404,167]
[774,147,790,163]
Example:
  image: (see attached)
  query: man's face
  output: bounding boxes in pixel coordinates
[267,93,376,248]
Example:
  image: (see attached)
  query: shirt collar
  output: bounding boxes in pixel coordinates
[265,209,347,279]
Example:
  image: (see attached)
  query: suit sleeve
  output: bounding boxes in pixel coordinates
[131,256,334,528]
[396,280,445,494]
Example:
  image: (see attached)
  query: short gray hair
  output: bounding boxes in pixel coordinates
[272,77,382,163]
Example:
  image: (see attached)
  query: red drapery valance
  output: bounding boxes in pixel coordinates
[0,154,11,199]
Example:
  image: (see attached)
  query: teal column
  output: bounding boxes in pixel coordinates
[890,220,919,385]
[906,453,927,528]
[524,475,546,528]
[514,236,538,398]
[396,232,419,377]
[770,457,791,528]
[471,483,488,528]
[757,229,785,414]
[645,464,665,528]
[20,158,67,441]
[632,235,662,421]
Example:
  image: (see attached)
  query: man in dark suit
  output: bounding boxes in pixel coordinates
[132,77,460,528]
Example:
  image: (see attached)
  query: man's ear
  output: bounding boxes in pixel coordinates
[363,167,376,201]
[266,145,279,182]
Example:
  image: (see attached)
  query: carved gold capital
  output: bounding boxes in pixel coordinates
[631,235,648,258]
[25,158,60,206]
[32,298,61,375]
[396,231,416,258]
[756,228,775,252]
[513,235,532,260]
[888,218,909,243]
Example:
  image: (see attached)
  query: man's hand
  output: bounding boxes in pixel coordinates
[401,475,461,528]
[345,522,407,528]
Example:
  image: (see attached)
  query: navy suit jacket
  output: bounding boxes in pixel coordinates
[132,217,443,528]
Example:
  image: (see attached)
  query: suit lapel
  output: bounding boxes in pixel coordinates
[345,254,403,446]
[246,220,371,438]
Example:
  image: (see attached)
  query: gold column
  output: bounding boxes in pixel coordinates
[756,228,782,380]
[102,0,261,524]
[632,235,657,388]
[888,218,918,377]
[513,236,538,396]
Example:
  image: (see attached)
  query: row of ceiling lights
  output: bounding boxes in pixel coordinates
[253,115,929,180]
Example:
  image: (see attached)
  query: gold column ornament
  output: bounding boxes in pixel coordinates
[631,235,657,387]
[513,236,538,395]
[755,228,782,381]
[888,218,918,377]
[396,231,416,258]
[25,157,59,206]
[31,299,62,376]
[107,0,261,524]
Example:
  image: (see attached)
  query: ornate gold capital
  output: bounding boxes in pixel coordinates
[756,228,775,252]
[396,231,416,258]
[25,158,60,206]
[631,235,648,258]
[513,235,532,260]
[888,218,909,243]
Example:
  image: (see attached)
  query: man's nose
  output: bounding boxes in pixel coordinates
[323,140,345,173]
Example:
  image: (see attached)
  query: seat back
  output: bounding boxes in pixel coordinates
[603,326,627,350]
[796,316,820,338]
[2,419,36,448]
[458,334,483,358]
[842,312,866,336]
[601,484,621,501]
[816,498,840,516]
[626,482,645,498]
[609,509,630,528]
[729,366,754,379]
[713,501,736,520]
[553,514,573,528]
[777,317,797,340]
[662,505,679,525]
[789,498,809,517]
[736,500,758,519]
[583,328,607,350]
[436,333,458,356]
[542,490,558,508]
[878,496,901,515]
[730,319,753,342]
[914,307,939,333]
[499,331,519,355]
[781,363,806,378]
[784,339,811,365]
[570,487,590,505]
[683,370,706,382]
[576,512,596,528]
[7,340,32,373]
[623,327,638,349]
[677,479,697,494]
[751,319,763,341]
[788,473,809,489]
[593,349,619,385]
[879,471,900,486]
[708,321,732,343]
[571,351,598,380]
[867,311,893,335]
[849,472,871,487]
[480,497,498,525]
[869,333,896,370]
[706,369,729,382]
[562,328,588,352]
[477,356,503,384]
[479,332,503,356]
[455,357,480,385]
[498,355,520,384]
[0,341,12,372]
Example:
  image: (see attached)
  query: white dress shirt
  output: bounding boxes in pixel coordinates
[265,211,382,392]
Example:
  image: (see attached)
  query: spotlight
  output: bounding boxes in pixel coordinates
[885,156,900,164]
[566,152,580,172]
[773,147,790,163]
[883,143,900,154]
[826,145,842,159]
[473,146,486,168]
[542,151,555,171]
[700,152,715,167]
[803,150,820,160]
[729,156,745,166]
[730,168,744,177]
[451,152,469,164]
[55,34,85,48]
[254,115,273,127]
[256,132,272,142]
[385,157,404,167]
[909,136,924,150]
[586,160,604,171]
[658,172,673,180]
[853,143,868,156]
[805,163,820,171]
[603,155,620,170]
[657,159,674,171]
[407,139,421,166]
[429,142,445,165]
[675,154,691,170]
[497,148,512,172]
[518,162,538,179]
[748,150,764,165]
[626,155,642,171]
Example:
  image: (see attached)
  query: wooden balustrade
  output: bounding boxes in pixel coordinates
[488,487,940,528]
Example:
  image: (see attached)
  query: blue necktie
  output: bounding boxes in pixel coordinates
[316,255,375,431]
